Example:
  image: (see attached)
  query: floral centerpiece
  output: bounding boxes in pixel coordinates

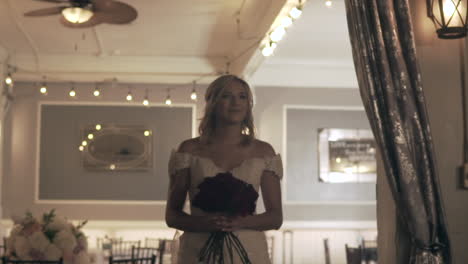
[192,172,259,264]
[6,209,90,264]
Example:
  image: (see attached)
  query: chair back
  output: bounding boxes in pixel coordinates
[2,257,63,264]
[131,247,159,259]
[345,244,362,264]
[361,240,378,264]
[144,238,159,248]
[323,238,331,264]
[266,235,274,261]
[108,255,155,264]
[157,239,173,264]
[111,240,141,258]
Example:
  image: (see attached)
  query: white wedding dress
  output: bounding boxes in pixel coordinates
[168,150,283,264]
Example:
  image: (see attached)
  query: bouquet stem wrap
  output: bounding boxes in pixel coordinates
[198,231,251,264]
[192,172,259,264]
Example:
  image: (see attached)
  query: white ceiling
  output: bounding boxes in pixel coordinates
[0,0,357,88]
[251,0,358,88]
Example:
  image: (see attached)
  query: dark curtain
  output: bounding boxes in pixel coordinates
[344,0,451,263]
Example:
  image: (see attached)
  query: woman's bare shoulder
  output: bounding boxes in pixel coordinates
[177,137,202,154]
[251,139,276,157]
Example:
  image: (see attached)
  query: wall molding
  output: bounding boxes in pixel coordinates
[282,104,374,205]
[34,101,196,205]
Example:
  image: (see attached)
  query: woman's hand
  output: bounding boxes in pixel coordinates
[216,215,246,232]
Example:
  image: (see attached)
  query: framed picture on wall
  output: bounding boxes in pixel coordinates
[318,128,376,183]
[79,124,153,171]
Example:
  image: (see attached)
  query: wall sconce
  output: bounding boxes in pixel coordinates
[426,0,468,39]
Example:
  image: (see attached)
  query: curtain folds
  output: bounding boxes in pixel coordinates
[344,0,451,263]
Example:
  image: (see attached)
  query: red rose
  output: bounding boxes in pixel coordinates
[192,172,258,217]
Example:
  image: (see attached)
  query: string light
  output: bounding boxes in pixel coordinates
[289,6,303,19]
[190,81,197,101]
[270,26,286,42]
[79,145,84,151]
[165,89,172,105]
[93,83,100,97]
[144,130,151,136]
[142,89,149,106]
[126,87,133,101]
[325,0,332,7]
[5,73,13,85]
[281,16,293,28]
[69,83,76,97]
[95,124,102,130]
[39,77,48,95]
[39,83,48,95]
[261,42,277,57]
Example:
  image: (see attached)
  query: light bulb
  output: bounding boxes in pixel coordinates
[40,85,47,94]
[144,130,150,136]
[289,6,302,19]
[81,140,87,146]
[5,74,12,85]
[126,93,133,101]
[325,0,332,7]
[62,7,93,24]
[87,134,94,140]
[109,164,116,170]
[191,90,197,100]
[93,89,100,97]
[281,16,293,28]
[95,124,102,130]
[165,97,172,105]
[261,43,277,57]
[143,98,149,106]
[270,26,286,42]
[79,145,84,151]
[69,89,76,97]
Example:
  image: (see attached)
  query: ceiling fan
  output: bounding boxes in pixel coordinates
[24,0,138,28]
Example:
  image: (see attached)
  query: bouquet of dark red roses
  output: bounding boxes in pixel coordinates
[192,172,259,264]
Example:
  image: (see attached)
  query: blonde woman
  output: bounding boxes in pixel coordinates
[166,75,283,263]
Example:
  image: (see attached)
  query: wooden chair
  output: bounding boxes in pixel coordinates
[323,238,331,264]
[345,244,362,264]
[110,240,141,259]
[144,238,160,248]
[131,246,159,259]
[157,239,173,264]
[362,240,378,263]
[266,235,275,261]
[108,255,155,264]
[2,257,63,264]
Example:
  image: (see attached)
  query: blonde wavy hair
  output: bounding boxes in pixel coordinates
[199,74,255,145]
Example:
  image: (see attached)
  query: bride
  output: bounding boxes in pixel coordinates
[165,74,283,263]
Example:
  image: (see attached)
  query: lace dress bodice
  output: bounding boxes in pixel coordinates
[168,150,283,264]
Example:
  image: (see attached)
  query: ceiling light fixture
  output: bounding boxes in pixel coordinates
[325,0,333,7]
[62,6,94,24]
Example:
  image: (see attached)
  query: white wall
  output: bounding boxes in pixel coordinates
[253,86,377,222]
[2,82,206,221]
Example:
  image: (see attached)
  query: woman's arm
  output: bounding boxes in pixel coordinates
[165,141,224,232]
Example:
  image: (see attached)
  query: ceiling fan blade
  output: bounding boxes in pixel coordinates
[93,1,137,24]
[24,6,67,16]
[59,15,101,28]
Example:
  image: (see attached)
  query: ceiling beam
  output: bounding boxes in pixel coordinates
[12,53,226,84]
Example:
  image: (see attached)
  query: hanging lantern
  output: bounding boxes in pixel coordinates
[427,0,468,39]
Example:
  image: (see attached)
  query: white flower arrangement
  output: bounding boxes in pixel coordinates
[6,209,90,264]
